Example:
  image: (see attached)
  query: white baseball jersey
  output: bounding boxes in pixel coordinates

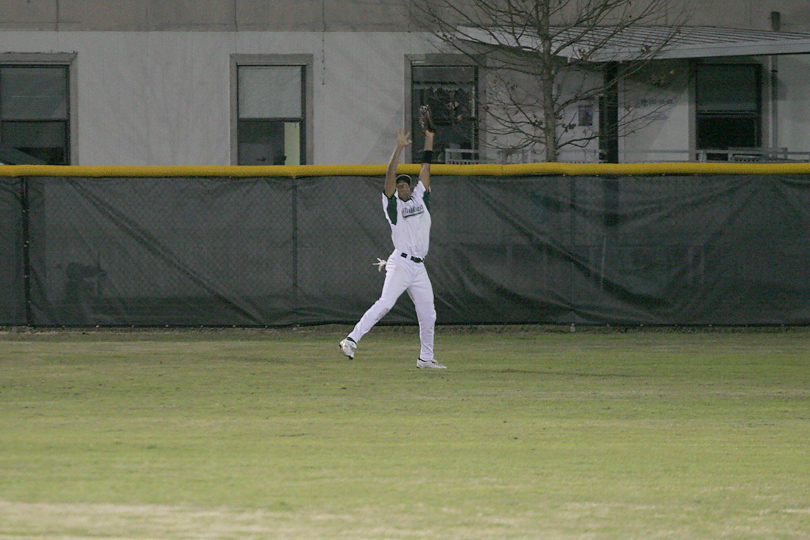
[381,180,432,259]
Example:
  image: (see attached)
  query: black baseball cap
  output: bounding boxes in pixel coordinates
[396,174,413,186]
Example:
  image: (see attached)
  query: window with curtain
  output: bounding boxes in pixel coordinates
[237,65,305,166]
[0,65,70,165]
[696,63,761,156]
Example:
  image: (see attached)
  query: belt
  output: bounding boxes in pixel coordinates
[400,251,424,263]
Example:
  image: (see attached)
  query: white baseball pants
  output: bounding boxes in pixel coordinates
[348,251,436,360]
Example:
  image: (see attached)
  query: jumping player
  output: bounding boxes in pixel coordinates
[339,121,446,369]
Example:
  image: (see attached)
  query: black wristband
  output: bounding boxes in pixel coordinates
[421,150,434,164]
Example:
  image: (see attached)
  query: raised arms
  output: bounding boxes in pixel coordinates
[384,130,411,198]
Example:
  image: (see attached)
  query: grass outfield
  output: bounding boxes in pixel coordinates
[0,326,808,539]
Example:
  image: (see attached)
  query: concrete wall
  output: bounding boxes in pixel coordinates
[0,0,416,31]
[689,0,810,31]
[1,1,809,32]
[775,55,810,153]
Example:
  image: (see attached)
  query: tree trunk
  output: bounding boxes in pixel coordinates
[538,1,558,162]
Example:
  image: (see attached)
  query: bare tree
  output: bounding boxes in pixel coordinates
[411,0,693,162]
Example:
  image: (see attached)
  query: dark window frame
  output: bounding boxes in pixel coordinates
[695,63,762,155]
[408,60,480,164]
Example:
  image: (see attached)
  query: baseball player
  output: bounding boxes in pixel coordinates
[340,109,445,369]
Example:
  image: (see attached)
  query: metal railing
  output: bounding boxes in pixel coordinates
[445,147,810,164]
[444,147,600,164]
[696,148,810,163]
[443,148,482,165]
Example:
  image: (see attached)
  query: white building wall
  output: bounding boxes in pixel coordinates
[620,54,810,163]
[0,30,437,166]
[2,29,810,165]
[775,54,810,156]
[311,32,429,165]
[620,62,692,163]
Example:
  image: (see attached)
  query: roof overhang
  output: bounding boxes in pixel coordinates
[457,26,810,62]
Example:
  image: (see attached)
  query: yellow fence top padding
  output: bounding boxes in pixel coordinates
[4,162,810,178]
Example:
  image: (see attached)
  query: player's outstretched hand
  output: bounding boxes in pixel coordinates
[397,129,412,148]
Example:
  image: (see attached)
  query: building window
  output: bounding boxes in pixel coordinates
[236,64,306,166]
[0,65,70,165]
[696,64,761,157]
[411,64,478,164]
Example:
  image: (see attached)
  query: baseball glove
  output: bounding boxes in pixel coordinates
[418,104,436,134]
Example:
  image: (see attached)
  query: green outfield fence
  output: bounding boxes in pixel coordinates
[3,162,810,327]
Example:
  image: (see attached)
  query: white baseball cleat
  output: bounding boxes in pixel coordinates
[417,358,447,369]
[339,338,356,359]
